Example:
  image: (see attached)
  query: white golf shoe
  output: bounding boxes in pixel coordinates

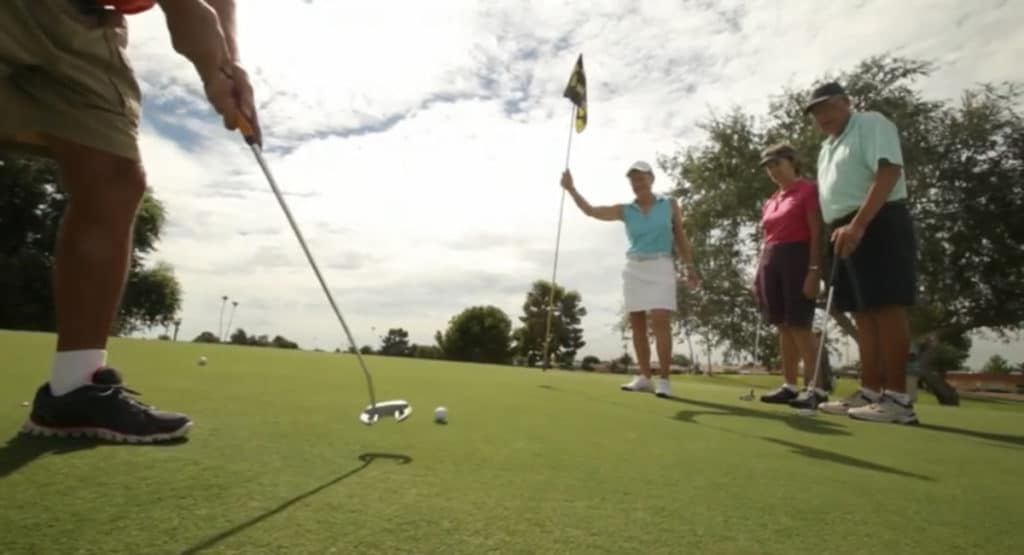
[848,394,919,425]
[621,375,654,393]
[655,378,672,398]
[818,389,878,416]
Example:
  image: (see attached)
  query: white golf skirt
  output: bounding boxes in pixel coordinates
[622,256,677,313]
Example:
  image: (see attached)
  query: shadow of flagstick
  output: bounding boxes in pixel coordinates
[179,453,412,555]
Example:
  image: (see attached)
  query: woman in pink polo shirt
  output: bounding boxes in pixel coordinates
[754,143,829,410]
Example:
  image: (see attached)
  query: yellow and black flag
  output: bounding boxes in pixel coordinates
[563,54,587,132]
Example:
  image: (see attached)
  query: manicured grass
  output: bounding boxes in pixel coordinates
[1,330,1022,554]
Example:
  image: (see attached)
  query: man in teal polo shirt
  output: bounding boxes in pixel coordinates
[806,82,918,424]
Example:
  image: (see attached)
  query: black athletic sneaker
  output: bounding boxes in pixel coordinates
[760,386,799,404]
[20,368,192,443]
[788,389,829,410]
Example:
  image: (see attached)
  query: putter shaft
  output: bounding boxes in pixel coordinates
[246,142,378,408]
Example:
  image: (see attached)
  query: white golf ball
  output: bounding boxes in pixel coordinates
[21,401,29,407]
[198,356,207,366]
[434,406,448,423]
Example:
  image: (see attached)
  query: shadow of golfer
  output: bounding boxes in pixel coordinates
[0,434,188,481]
[179,452,412,555]
[664,395,852,436]
[916,423,1024,448]
[758,437,934,481]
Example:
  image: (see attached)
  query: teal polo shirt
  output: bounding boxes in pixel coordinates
[816,111,907,224]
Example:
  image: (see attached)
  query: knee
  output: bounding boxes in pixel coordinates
[60,150,147,220]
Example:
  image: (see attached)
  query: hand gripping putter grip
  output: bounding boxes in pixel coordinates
[235,115,411,425]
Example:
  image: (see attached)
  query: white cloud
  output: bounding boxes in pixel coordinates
[124,0,1023,365]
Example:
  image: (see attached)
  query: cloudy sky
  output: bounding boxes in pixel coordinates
[125,0,1023,366]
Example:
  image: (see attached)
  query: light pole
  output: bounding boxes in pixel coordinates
[218,295,229,340]
[224,301,239,342]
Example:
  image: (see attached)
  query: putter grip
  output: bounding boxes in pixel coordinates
[235,113,256,142]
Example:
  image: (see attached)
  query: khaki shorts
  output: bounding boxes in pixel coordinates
[0,0,142,161]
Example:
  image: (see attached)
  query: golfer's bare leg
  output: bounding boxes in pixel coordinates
[50,138,145,351]
[651,309,672,379]
[876,306,911,393]
[853,312,884,392]
[778,327,798,385]
[630,312,652,378]
[792,328,818,388]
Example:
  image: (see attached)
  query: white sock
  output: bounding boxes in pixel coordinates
[813,387,828,396]
[49,350,107,396]
[783,383,798,391]
[860,387,882,402]
[885,391,911,405]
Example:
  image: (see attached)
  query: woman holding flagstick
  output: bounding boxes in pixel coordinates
[560,162,699,397]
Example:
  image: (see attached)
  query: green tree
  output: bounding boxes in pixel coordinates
[193,331,219,343]
[0,151,183,334]
[411,344,442,359]
[379,328,412,357]
[512,280,587,368]
[359,345,374,355]
[919,332,972,373]
[437,305,513,364]
[983,355,1012,374]
[115,260,182,335]
[271,335,299,349]
[230,328,249,345]
[580,355,601,371]
[658,55,1024,404]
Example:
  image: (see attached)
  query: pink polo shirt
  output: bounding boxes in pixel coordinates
[761,178,819,244]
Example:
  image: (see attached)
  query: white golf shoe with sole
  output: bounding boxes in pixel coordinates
[621,375,654,393]
[818,389,878,416]
[848,394,919,425]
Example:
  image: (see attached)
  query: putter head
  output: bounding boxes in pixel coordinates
[360,400,412,425]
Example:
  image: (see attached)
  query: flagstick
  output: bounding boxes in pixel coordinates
[541,105,578,370]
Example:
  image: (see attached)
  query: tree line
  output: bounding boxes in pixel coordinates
[344,280,592,368]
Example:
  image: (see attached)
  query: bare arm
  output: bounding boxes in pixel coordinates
[561,170,623,221]
[832,161,901,257]
[157,0,233,80]
[157,0,261,144]
[805,202,824,290]
[671,199,695,267]
[204,0,239,60]
[849,161,902,231]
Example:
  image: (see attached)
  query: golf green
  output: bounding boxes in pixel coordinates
[1,330,1021,554]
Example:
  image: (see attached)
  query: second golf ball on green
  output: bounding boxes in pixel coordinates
[434,406,447,423]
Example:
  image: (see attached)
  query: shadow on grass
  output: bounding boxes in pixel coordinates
[758,437,934,481]
[917,424,1024,448]
[0,435,187,480]
[664,396,852,436]
[179,452,412,555]
[960,393,1024,406]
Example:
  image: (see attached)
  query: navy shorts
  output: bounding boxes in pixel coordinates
[827,200,917,312]
[757,241,816,327]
